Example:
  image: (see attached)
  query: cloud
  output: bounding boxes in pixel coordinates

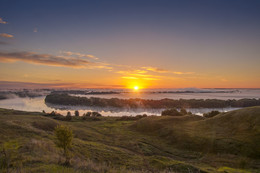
[116,69,147,74]
[120,71,161,81]
[0,17,7,24]
[121,76,138,80]
[62,51,98,60]
[171,71,194,75]
[143,78,159,81]
[142,66,194,75]
[142,66,169,73]
[0,81,124,89]
[0,51,93,68]
[0,33,14,38]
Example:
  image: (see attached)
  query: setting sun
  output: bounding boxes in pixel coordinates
[134,86,139,91]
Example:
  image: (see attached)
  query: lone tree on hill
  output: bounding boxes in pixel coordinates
[74,110,79,116]
[54,125,73,166]
[66,111,72,121]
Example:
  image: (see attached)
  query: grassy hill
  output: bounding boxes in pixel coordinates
[0,107,259,173]
[132,107,260,158]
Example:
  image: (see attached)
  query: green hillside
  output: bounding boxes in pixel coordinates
[132,107,260,158]
[0,107,259,173]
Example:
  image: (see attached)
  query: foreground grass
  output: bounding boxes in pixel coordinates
[0,107,259,172]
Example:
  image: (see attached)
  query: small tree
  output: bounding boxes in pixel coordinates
[54,125,73,166]
[0,141,20,173]
[92,112,102,117]
[180,108,187,115]
[74,110,79,117]
[85,112,91,117]
[203,111,220,118]
[66,111,72,121]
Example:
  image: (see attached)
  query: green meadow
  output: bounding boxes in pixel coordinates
[0,107,259,173]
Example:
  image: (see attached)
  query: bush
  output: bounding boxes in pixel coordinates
[0,141,21,172]
[54,125,73,166]
[180,108,187,115]
[85,112,91,117]
[92,112,102,117]
[161,108,182,116]
[66,112,72,121]
[74,110,79,116]
[203,110,220,118]
[117,114,148,121]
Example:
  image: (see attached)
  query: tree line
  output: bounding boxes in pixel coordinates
[45,93,260,108]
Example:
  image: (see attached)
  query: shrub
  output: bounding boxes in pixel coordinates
[86,112,91,116]
[0,141,21,172]
[92,112,102,117]
[66,112,72,121]
[203,110,220,118]
[161,108,182,116]
[180,108,187,115]
[54,125,73,166]
[74,110,79,116]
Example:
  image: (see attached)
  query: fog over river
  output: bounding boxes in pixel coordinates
[0,88,259,116]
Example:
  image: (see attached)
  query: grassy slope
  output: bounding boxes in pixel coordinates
[0,107,259,173]
[133,107,260,157]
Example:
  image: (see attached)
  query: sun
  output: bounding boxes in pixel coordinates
[133,86,139,91]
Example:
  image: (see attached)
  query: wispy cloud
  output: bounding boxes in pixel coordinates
[0,51,113,69]
[0,81,124,89]
[121,76,139,80]
[62,51,98,60]
[0,51,93,68]
[116,69,147,74]
[119,70,162,81]
[0,17,7,24]
[115,66,194,81]
[142,66,168,73]
[171,71,194,75]
[142,66,194,75]
[0,49,194,83]
[0,33,14,38]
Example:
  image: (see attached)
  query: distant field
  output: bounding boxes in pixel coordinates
[0,107,259,173]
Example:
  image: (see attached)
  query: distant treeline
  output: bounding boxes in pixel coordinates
[0,90,43,99]
[52,90,119,95]
[45,93,260,108]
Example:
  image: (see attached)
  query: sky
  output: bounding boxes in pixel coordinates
[0,0,260,89]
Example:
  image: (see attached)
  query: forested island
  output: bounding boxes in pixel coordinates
[45,93,260,108]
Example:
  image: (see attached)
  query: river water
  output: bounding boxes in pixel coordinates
[0,88,259,116]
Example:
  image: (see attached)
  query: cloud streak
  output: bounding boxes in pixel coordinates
[142,66,194,75]
[0,33,14,38]
[0,81,124,89]
[0,51,94,68]
[142,66,168,73]
[62,51,98,60]
[0,17,7,24]
[0,50,194,83]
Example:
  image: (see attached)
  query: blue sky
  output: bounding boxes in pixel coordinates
[0,0,260,88]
